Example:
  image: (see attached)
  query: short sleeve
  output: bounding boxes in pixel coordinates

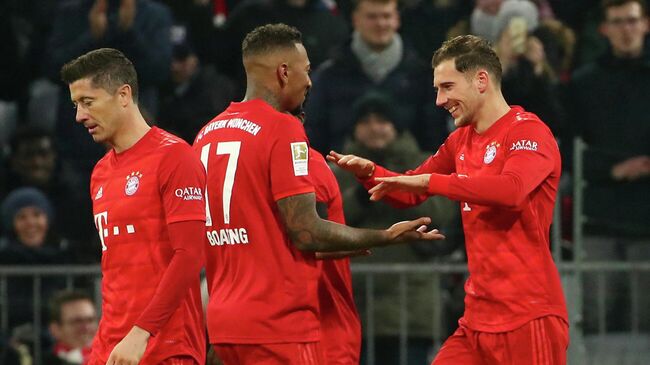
[159,143,207,224]
[270,117,315,201]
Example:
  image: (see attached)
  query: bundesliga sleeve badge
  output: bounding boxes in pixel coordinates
[290,142,309,176]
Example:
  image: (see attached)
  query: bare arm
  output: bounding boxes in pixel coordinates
[277,193,444,252]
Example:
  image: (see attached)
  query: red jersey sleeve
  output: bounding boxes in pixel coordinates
[428,119,558,207]
[270,117,315,201]
[359,133,458,208]
[159,143,207,224]
[134,220,205,336]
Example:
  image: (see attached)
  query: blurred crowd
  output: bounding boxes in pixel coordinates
[1,0,649,364]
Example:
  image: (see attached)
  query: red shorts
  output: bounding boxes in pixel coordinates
[87,355,197,365]
[432,315,569,365]
[213,342,324,365]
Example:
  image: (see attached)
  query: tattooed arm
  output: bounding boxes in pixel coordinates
[276,193,444,252]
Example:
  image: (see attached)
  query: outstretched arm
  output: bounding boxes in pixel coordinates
[327,150,452,208]
[276,193,444,252]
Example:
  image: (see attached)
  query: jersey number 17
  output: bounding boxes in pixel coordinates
[200,141,241,226]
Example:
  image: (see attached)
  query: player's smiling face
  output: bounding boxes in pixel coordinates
[69,78,125,146]
[433,58,481,129]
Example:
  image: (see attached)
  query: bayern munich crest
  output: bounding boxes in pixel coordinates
[125,171,143,196]
[483,141,500,164]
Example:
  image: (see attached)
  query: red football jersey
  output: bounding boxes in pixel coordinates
[193,99,320,344]
[365,107,568,332]
[310,149,361,364]
[89,127,206,364]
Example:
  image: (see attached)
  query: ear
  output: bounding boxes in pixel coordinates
[598,22,608,37]
[49,322,62,340]
[475,70,489,93]
[352,9,361,30]
[116,84,132,107]
[276,62,290,88]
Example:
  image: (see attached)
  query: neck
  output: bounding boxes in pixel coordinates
[111,107,151,153]
[473,92,511,134]
[243,83,281,111]
[612,47,644,59]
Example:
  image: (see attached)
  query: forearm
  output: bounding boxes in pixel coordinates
[279,193,391,252]
[362,165,430,208]
[135,220,204,335]
[428,173,528,208]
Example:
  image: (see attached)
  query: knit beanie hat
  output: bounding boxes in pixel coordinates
[492,0,539,41]
[1,187,54,233]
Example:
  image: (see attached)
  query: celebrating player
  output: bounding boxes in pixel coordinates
[61,48,206,365]
[329,35,569,365]
[194,23,444,365]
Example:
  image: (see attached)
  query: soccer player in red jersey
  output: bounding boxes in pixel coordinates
[61,48,206,365]
[329,35,569,365]
[309,146,362,364]
[193,24,444,365]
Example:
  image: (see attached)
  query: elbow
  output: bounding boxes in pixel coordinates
[499,190,527,208]
[498,174,527,208]
[288,230,321,252]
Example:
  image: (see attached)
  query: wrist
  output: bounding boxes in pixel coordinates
[130,326,151,341]
[360,162,375,179]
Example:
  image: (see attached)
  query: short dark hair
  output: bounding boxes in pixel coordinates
[432,35,503,84]
[242,23,302,59]
[602,0,647,19]
[352,92,399,128]
[49,290,94,324]
[352,0,398,11]
[60,48,139,103]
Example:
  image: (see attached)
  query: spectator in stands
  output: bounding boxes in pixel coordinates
[158,39,237,144]
[0,188,70,331]
[334,93,458,364]
[448,0,539,42]
[305,0,448,154]
[0,127,94,250]
[400,0,468,62]
[45,0,173,115]
[567,0,650,332]
[0,334,21,365]
[216,0,349,93]
[44,0,173,177]
[45,291,97,365]
[492,5,566,134]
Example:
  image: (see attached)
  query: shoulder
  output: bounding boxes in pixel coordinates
[571,61,600,84]
[272,111,306,134]
[510,108,551,132]
[150,128,198,163]
[400,45,429,71]
[313,43,356,76]
[92,150,113,175]
[140,0,172,15]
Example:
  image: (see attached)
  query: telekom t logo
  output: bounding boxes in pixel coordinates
[94,211,108,251]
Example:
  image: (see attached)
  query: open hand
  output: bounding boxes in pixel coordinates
[118,0,137,32]
[89,0,108,40]
[327,151,375,179]
[368,174,431,201]
[611,155,650,181]
[386,217,446,242]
